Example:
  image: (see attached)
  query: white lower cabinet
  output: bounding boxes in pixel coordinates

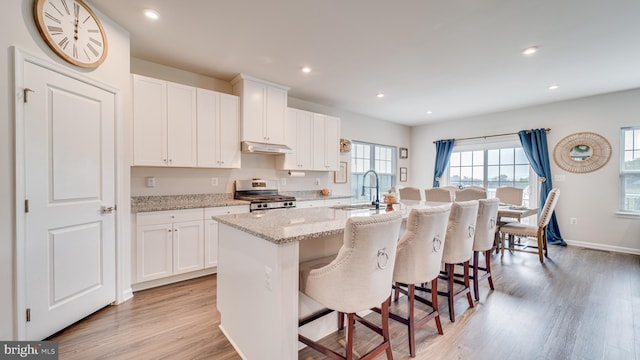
[135,209,203,283]
[134,205,250,287]
[204,205,250,268]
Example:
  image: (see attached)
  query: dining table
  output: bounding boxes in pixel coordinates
[496,204,539,251]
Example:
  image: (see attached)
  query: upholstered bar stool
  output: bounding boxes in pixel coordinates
[299,212,403,360]
[438,200,479,322]
[389,206,451,357]
[424,188,454,202]
[470,198,499,301]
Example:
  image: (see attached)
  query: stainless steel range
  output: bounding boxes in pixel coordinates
[235,179,296,211]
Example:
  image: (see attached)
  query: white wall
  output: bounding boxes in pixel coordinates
[129,63,412,198]
[0,0,131,339]
[412,89,640,254]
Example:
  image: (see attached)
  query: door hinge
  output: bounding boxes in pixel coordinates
[25,199,29,213]
[26,308,31,322]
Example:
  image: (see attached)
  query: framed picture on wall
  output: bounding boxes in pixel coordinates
[334,161,348,183]
[399,148,408,159]
[400,167,407,182]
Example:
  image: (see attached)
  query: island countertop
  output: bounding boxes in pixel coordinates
[213,201,450,245]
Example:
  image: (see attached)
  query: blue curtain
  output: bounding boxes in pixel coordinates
[433,139,455,187]
[518,129,566,246]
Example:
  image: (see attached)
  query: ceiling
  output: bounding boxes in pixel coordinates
[91,0,640,126]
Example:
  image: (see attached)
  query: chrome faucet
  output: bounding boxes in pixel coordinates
[361,169,380,210]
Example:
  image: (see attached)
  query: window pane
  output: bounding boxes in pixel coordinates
[487,165,499,182]
[473,151,484,165]
[623,173,640,211]
[515,165,530,184]
[460,167,473,185]
[515,148,528,164]
[473,165,484,183]
[635,129,640,149]
[487,149,499,165]
[501,165,514,182]
[624,130,634,150]
[450,152,460,166]
[460,151,473,165]
[500,148,514,164]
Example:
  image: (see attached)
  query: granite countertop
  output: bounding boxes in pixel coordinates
[280,191,352,201]
[213,201,451,245]
[131,193,249,213]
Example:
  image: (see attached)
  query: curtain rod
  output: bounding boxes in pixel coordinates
[433,128,550,144]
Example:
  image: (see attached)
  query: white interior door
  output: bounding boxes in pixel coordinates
[22,61,116,340]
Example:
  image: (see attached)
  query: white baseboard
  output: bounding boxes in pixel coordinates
[565,240,640,255]
[131,268,217,292]
[219,324,248,360]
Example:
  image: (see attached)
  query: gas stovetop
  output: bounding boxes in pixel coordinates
[235,179,296,211]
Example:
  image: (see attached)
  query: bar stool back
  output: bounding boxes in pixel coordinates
[439,200,479,322]
[299,211,403,360]
[391,206,451,357]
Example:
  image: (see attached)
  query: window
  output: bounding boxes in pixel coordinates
[351,141,396,201]
[621,127,640,212]
[447,144,534,206]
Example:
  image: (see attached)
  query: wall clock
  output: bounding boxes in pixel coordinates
[553,132,612,173]
[34,0,108,68]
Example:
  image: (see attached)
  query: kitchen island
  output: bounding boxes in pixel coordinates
[213,202,446,359]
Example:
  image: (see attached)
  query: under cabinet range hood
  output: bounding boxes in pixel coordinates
[241,141,292,154]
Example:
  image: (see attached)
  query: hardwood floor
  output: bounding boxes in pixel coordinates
[48,246,640,360]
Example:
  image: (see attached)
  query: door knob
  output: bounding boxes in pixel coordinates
[101,205,115,214]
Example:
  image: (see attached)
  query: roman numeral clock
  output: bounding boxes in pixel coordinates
[34,0,108,68]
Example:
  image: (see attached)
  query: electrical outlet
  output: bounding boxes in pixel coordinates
[210,177,218,186]
[570,217,578,225]
[314,178,320,186]
[281,178,286,186]
[145,177,156,188]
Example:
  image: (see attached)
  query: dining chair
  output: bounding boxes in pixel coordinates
[439,200,479,322]
[298,212,403,360]
[399,187,422,201]
[389,206,451,357]
[424,188,454,202]
[470,198,499,301]
[500,188,560,263]
[441,185,459,201]
[495,186,524,206]
[455,187,487,201]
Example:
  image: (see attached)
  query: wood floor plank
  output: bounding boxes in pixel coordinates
[48,245,640,360]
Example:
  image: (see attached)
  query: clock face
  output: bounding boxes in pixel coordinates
[34,0,108,68]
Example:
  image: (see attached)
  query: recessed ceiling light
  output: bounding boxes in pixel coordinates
[144,9,160,20]
[301,66,312,73]
[548,84,559,90]
[426,111,433,115]
[376,92,385,98]
[522,46,539,55]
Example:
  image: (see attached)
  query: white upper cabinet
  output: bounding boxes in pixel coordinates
[167,82,197,167]
[313,113,340,171]
[196,88,241,168]
[280,108,313,169]
[132,74,197,167]
[231,74,289,145]
[278,108,341,171]
[132,75,167,166]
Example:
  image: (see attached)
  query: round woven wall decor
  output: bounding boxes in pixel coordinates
[553,132,611,173]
